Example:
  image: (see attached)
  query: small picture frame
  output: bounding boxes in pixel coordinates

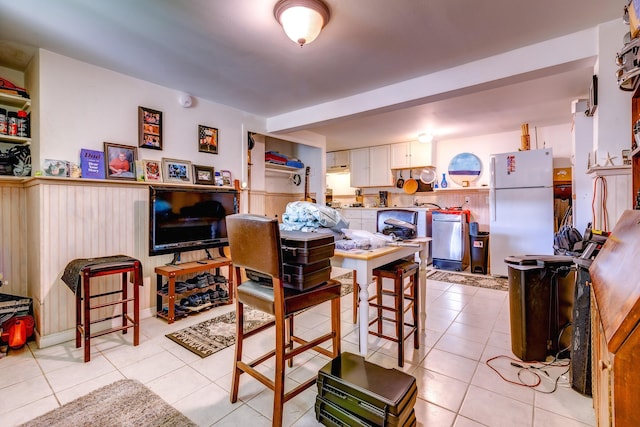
[162,157,192,184]
[143,159,163,182]
[193,164,215,185]
[104,142,138,180]
[198,125,218,154]
[138,106,163,150]
[43,159,70,177]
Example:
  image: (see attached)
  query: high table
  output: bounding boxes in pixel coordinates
[331,238,430,356]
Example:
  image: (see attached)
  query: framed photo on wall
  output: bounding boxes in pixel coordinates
[138,106,163,150]
[162,157,192,184]
[198,125,218,154]
[142,159,163,182]
[104,142,138,180]
[193,164,214,185]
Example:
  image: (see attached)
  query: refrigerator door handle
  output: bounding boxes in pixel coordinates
[490,156,496,221]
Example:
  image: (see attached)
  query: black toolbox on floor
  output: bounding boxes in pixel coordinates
[316,352,417,427]
[280,231,335,264]
[315,395,416,427]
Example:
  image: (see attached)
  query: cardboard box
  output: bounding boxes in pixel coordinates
[553,167,572,183]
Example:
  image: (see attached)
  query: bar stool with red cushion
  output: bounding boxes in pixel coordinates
[226,214,341,427]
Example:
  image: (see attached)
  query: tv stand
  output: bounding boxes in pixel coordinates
[155,256,233,323]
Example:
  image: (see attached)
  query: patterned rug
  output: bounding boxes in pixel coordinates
[166,273,354,358]
[20,379,195,427]
[427,269,509,291]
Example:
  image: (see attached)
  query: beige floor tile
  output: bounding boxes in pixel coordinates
[446,320,492,344]
[533,407,594,427]
[214,403,272,427]
[44,354,116,393]
[459,384,533,426]
[413,366,469,412]
[173,381,239,426]
[414,397,456,427]
[534,384,596,426]
[435,333,486,361]
[0,375,53,414]
[146,365,211,404]
[118,350,185,384]
[420,348,479,383]
[0,395,60,426]
[453,416,487,427]
[471,362,535,405]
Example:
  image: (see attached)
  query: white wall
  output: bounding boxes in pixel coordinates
[36,49,260,183]
[434,123,573,188]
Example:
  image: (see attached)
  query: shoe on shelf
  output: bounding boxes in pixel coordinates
[214,275,228,284]
[199,292,211,304]
[216,285,229,301]
[206,289,219,302]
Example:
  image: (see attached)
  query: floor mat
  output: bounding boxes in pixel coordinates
[166,273,353,358]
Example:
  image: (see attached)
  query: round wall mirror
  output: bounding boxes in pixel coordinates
[447,153,482,186]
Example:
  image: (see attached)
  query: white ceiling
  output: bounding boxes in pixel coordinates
[0,0,625,151]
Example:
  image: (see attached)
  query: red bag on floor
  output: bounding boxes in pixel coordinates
[1,315,34,349]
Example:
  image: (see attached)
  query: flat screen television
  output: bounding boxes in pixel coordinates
[149,185,239,257]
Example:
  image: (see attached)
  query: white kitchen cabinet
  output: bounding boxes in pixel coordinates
[350,146,392,187]
[326,150,350,172]
[390,141,433,169]
[341,208,377,233]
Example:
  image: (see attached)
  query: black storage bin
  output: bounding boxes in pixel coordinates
[470,232,489,274]
[570,257,592,396]
[316,352,417,427]
[505,255,574,361]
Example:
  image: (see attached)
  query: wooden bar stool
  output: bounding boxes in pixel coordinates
[74,258,142,362]
[369,259,419,367]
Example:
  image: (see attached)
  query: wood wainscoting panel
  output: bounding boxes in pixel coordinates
[0,181,28,297]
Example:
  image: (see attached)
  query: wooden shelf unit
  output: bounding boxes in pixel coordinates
[155,257,233,324]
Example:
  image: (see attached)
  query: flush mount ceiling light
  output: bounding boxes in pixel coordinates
[274,0,330,46]
[418,132,434,143]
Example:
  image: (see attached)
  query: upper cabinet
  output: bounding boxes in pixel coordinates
[390,141,433,169]
[350,145,393,188]
[326,150,350,173]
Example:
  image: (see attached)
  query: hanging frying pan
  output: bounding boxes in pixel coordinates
[403,170,418,194]
[396,170,405,188]
[419,167,436,184]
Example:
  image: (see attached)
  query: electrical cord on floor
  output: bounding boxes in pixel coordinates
[486,323,572,394]
[486,355,570,394]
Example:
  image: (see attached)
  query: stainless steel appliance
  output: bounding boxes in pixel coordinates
[432,210,470,271]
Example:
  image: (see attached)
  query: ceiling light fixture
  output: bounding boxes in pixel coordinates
[274,0,330,47]
[418,132,434,143]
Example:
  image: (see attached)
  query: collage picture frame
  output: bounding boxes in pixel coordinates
[139,106,163,150]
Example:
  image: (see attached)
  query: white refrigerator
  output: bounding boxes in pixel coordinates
[489,148,554,277]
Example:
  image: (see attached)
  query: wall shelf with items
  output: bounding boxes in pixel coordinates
[0,92,31,145]
[265,163,302,174]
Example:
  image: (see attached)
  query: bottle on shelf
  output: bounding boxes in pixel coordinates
[440,173,448,189]
[7,111,17,136]
[17,110,28,137]
[0,108,6,134]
